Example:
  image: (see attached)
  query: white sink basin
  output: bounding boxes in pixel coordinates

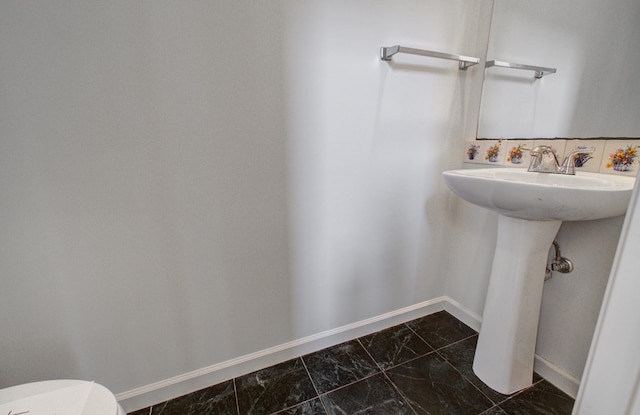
[442,168,635,221]
[442,167,635,394]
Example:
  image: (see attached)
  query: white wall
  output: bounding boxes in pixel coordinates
[0,0,492,401]
[478,0,640,138]
[1,0,627,406]
[573,166,640,414]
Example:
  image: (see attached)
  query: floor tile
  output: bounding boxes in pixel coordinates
[437,336,545,405]
[359,323,433,369]
[406,311,477,350]
[128,312,574,415]
[303,339,379,394]
[437,335,512,404]
[274,397,327,414]
[320,373,414,415]
[139,380,237,415]
[480,407,508,415]
[499,380,574,415]
[235,358,317,415]
[386,352,494,415]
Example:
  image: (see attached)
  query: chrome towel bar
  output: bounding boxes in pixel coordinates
[380,45,480,70]
[485,60,557,79]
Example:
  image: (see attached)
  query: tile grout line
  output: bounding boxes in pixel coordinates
[270,397,326,415]
[430,330,549,408]
[404,322,438,351]
[379,369,420,415]
[355,337,386,373]
[356,330,425,415]
[403,320,500,412]
[432,346,498,411]
[299,356,330,415]
[477,404,503,415]
[431,334,540,409]
[298,339,386,399]
[232,378,240,415]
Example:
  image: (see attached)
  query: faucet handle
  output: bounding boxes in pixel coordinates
[528,145,555,155]
[567,146,595,154]
[560,148,595,174]
[529,146,543,153]
[526,145,560,172]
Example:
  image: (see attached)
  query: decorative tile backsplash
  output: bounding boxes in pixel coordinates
[464,140,505,165]
[463,139,640,176]
[565,140,605,173]
[504,141,531,167]
[600,140,640,176]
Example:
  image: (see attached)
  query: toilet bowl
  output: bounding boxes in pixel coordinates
[0,379,125,415]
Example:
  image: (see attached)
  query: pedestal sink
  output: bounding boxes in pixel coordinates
[442,167,636,394]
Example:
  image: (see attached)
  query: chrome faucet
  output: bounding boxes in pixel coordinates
[527,145,594,175]
[527,146,560,173]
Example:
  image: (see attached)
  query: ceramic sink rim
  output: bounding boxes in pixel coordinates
[442,167,636,221]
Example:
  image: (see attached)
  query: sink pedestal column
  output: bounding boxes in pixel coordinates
[473,215,562,395]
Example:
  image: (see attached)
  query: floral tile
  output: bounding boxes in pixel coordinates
[564,140,605,173]
[599,140,640,176]
[503,140,533,168]
[463,141,483,164]
[482,140,505,165]
[463,140,505,165]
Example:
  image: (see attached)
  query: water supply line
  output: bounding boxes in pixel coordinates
[545,241,574,281]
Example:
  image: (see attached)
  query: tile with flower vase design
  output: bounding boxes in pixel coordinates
[463,141,482,164]
[564,140,605,173]
[599,140,640,176]
[463,140,505,165]
[503,140,533,168]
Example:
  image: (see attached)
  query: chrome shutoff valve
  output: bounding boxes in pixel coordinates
[551,241,574,273]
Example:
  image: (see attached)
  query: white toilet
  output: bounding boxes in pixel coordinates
[0,379,125,415]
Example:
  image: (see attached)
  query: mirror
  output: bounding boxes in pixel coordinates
[477,0,640,139]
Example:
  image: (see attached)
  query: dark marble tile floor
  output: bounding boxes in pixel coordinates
[129,311,574,415]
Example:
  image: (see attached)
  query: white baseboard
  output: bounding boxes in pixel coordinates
[117,296,449,412]
[443,297,482,332]
[117,296,579,412]
[533,354,580,398]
